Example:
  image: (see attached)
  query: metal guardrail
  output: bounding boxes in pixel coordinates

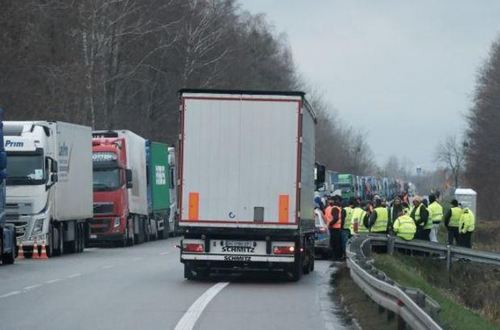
[347,234,500,329]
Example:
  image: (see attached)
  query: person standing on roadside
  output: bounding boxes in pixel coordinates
[368,198,390,234]
[427,194,444,242]
[328,196,345,260]
[393,209,417,241]
[389,197,404,231]
[410,196,430,240]
[444,199,463,245]
[458,207,475,248]
[341,198,355,255]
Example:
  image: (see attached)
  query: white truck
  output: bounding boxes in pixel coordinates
[5,121,93,257]
[178,89,316,281]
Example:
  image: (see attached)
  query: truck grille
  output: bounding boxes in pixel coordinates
[13,221,28,238]
[93,203,114,215]
[89,218,110,233]
[6,202,33,214]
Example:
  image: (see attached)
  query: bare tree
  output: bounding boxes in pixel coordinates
[435,135,465,189]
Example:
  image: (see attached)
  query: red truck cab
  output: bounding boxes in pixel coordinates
[89,137,133,246]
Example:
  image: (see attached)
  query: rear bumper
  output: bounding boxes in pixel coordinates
[181,253,294,263]
[182,259,294,272]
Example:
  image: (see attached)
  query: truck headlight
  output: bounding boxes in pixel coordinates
[32,219,45,235]
[113,217,121,228]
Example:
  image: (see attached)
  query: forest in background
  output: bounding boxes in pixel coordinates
[0,0,375,175]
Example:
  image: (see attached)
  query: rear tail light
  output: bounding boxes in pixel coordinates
[183,243,204,253]
[273,246,295,255]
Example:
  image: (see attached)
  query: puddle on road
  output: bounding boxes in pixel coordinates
[318,261,358,330]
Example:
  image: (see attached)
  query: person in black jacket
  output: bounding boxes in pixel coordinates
[410,196,430,240]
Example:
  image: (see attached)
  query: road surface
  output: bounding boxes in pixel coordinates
[0,238,349,330]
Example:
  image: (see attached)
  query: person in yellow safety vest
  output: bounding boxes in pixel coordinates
[410,196,430,240]
[341,198,355,255]
[350,200,366,234]
[368,198,389,233]
[427,194,444,243]
[444,199,463,245]
[458,207,475,248]
[392,209,417,240]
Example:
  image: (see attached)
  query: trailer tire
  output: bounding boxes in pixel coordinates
[289,255,303,281]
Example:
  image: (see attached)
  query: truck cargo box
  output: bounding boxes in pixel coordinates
[147,141,170,212]
[53,122,93,220]
[178,89,316,231]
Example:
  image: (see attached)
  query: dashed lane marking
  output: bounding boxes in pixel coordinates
[174,282,230,330]
[0,291,21,298]
[23,284,42,291]
[45,279,62,284]
[67,273,82,278]
[160,251,169,255]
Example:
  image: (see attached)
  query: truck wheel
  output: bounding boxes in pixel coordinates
[184,264,195,280]
[289,255,303,281]
[2,236,15,264]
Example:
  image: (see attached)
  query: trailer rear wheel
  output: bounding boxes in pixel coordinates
[289,255,303,281]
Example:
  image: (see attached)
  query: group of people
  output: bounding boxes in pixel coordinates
[316,193,476,260]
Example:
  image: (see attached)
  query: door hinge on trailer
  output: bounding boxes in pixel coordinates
[178,133,182,141]
[298,136,303,143]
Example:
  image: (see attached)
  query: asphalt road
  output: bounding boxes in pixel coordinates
[0,238,349,330]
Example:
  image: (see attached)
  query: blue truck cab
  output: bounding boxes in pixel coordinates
[0,108,16,264]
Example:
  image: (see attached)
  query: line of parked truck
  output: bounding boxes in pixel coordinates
[315,164,414,202]
[1,113,178,263]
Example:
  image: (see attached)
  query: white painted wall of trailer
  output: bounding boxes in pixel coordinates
[181,93,304,225]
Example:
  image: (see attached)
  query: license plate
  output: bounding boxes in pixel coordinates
[225,240,255,248]
[90,234,97,239]
[221,240,256,253]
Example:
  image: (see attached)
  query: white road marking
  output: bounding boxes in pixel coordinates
[67,273,82,278]
[101,265,114,269]
[132,257,143,261]
[0,291,21,298]
[174,282,229,330]
[160,251,169,255]
[45,279,62,284]
[23,284,42,291]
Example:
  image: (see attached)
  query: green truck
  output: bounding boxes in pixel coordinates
[337,173,355,201]
[147,141,176,238]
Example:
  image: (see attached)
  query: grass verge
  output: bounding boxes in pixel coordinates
[374,254,500,330]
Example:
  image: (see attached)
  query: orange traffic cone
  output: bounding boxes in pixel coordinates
[39,240,49,260]
[32,239,40,259]
[17,242,25,260]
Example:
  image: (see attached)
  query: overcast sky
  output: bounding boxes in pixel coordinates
[240,0,500,172]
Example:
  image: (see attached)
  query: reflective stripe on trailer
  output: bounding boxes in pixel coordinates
[181,254,295,263]
[179,222,299,229]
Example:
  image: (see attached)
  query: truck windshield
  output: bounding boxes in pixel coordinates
[6,154,45,185]
[93,168,121,191]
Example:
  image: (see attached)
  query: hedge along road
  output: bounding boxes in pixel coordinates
[0,237,349,330]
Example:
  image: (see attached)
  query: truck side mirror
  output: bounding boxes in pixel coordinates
[51,160,58,173]
[126,169,133,189]
[51,173,58,183]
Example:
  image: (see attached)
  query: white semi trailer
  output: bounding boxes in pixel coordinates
[178,89,316,281]
[5,121,93,257]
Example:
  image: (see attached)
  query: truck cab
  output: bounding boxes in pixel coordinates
[90,137,133,246]
[4,122,59,252]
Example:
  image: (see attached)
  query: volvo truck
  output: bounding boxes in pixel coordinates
[5,121,92,257]
[178,89,316,281]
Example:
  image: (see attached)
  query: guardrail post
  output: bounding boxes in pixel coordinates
[397,315,406,330]
[446,245,452,272]
[387,236,395,255]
